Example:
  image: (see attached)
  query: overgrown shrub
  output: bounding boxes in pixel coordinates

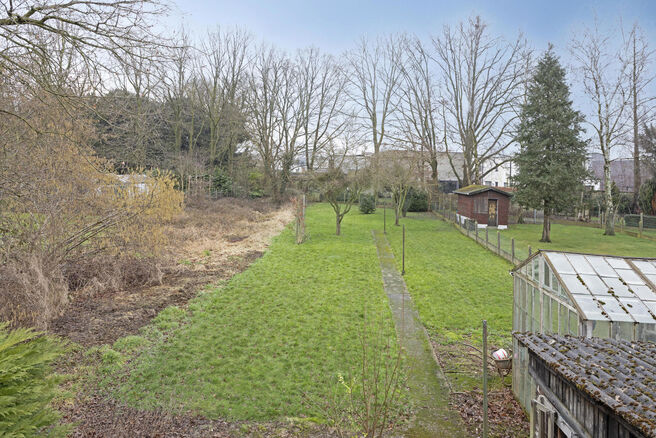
[0,323,69,437]
[359,194,376,214]
[405,188,429,212]
[0,98,183,328]
[639,179,656,215]
[248,171,265,198]
[212,168,233,196]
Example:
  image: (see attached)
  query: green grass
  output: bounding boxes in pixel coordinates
[384,214,513,342]
[112,203,398,421]
[500,223,656,259]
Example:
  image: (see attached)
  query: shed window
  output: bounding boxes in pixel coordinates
[474,198,487,214]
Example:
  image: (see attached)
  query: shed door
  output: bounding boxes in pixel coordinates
[488,199,498,226]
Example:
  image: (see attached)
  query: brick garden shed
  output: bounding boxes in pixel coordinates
[454,185,512,229]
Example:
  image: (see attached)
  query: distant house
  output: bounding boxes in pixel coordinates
[454,184,513,229]
[515,333,656,438]
[588,153,653,193]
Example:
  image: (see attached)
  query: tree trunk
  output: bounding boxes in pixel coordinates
[395,206,400,226]
[603,161,615,236]
[541,211,551,243]
[632,35,641,212]
[336,214,341,236]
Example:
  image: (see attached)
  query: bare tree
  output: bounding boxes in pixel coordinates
[376,149,420,226]
[432,16,528,187]
[246,46,304,202]
[571,22,631,235]
[297,47,347,173]
[345,36,404,194]
[397,36,441,199]
[0,0,169,123]
[623,23,655,209]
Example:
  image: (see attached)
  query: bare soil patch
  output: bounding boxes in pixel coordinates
[51,197,293,346]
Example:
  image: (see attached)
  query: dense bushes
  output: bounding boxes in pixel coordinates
[0,323,69,437]
[404,188,429,212]
[359,194,376,214]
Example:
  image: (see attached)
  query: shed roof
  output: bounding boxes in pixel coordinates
[514,250,656,323]
[454,184,513,197]
[515,333,656,438]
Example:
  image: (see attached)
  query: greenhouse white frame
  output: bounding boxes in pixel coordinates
[511,250,656,411]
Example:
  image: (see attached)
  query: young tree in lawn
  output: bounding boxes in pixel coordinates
[514,48,589,243]
[377,149,419,226]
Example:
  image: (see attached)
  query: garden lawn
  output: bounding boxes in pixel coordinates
[113,203,397,421]
[500,223,656,259]
[384,213,514,343]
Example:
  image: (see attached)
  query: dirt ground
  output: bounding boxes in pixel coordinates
[51,197,293,346]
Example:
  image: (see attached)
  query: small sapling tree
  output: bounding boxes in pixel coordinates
[317,167,365,236]
[514,48,589,242]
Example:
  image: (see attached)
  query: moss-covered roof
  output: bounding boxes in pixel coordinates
[516,333,656,438]
[454,184,513,196]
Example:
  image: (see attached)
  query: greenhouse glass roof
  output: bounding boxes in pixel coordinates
[515,251,656,324]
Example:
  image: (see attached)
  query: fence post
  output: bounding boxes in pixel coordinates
[528,245,532,257]
[640,213,644,238]
[511,238,515,263]
[497,231,501,255]
[475,223,479,241]
[486,227,489,246]
[482,320,489,438]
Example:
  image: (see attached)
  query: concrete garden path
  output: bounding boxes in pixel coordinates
[372,230,466,438]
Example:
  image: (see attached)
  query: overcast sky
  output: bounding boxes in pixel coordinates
[167,0,656,157]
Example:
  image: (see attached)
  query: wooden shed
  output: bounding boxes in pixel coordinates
[515,333,656,438]
[454,185,512,229]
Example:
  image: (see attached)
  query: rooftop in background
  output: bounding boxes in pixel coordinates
[454,184,514,196]
[589,153,654,193]
[515,332,656,438]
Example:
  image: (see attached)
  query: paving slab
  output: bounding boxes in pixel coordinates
[372,230,466,438]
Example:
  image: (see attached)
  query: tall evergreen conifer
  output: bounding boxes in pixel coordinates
[514,47,589,242]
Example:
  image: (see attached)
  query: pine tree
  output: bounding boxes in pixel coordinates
[514,47,589,242]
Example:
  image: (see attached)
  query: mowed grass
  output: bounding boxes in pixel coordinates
[383,213,514,343]
[501,223,656,259]
[115,203,397,420]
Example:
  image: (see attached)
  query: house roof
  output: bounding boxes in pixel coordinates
[454,184,513,197]
[515,332,656,438]
[513,250,656,323]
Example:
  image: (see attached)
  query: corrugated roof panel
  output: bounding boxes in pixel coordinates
[565,254,596,275]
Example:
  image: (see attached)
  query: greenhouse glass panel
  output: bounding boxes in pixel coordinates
[591,320,610,338]
[559,304,569,334]
[551,299,559,333]
[586,256,618,277]
[598,298,634,322]
[607,258,630,270]
[618,297,653,323]
[644,302,656,316]
[575,295,606,320]
[543,263,551,288]
[546,253,576,274]
[602,277,633,297]
[631,285,656,301]
[633,260,656,275]
[520,280,527,310]
[580,274,607,295]
[646,274,656,286]
[533,288,541,326]
[561,274,589,295]
[616,269,646,286]
[542,294,552,333]
[611,321,634,341]
[533,258,540,282]
[566,254,596,275]
[636,323,656,342]
[569,309,579,335]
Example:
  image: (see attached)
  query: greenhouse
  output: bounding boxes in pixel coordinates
[511,250,656,411]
